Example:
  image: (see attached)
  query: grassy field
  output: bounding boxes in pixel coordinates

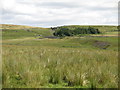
[2,24,118,88]
[2,24,53,40]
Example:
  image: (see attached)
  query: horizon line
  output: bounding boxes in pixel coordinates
[1,23,118,28]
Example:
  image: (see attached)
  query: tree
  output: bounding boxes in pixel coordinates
[53,26,100,37]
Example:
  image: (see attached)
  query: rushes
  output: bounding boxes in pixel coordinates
[2,46,118,88]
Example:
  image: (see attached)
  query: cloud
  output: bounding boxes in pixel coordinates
[1,0,118,27]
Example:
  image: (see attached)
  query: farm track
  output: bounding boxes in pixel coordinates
[90,34,119,37]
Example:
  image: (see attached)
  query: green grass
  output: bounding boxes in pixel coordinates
[2,36,118,88]
[2,24,118,88]
[2,44,118,88]
[2,28,53,40]
[2,29,35,39]
[2,24,118,40]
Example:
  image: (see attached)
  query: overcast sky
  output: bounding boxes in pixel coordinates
[1,0,119,27]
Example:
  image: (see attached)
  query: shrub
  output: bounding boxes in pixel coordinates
[53,27,100,37]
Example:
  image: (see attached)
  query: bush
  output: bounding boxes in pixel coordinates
[53,27,100,37]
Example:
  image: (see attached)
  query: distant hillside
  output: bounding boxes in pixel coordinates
[2,24,53,39]
[1,24,117,32]
[1,24,47,29]
[52,25,118,33]
[2,24,118,39]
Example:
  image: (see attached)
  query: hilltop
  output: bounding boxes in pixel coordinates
[1,24,118,40]
[1,24,118,30]
[0,24,48,29]
[1,24,53,39]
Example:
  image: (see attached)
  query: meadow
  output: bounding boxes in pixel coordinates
[2,24,118,88]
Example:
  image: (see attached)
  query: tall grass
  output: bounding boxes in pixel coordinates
[2,45,118,88]
[2,24,118,88]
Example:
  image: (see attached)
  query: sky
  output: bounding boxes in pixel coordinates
[1,0,119,27]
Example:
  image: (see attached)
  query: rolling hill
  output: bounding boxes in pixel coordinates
[1,24,53,39]
[1,24,118,40]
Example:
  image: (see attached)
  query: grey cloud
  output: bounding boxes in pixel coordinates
[2,8,32,15]
[1,0,118,27]
[17,0,117,11]
[86,6,117,11]
[35,2,81,9]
